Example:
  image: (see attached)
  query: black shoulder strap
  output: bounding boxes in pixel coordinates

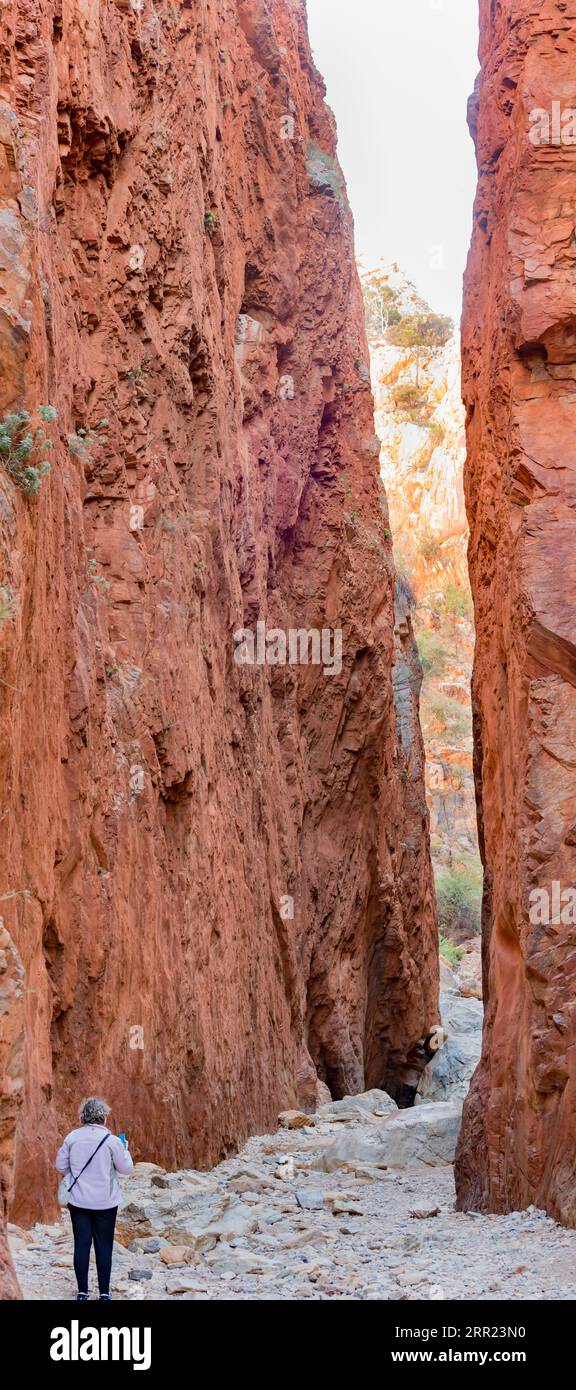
[68,1133,110,1193]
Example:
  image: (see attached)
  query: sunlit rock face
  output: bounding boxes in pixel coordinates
[364,264,479,904]
[456,0,576,1226]
[0,0,437,1268]
[371,320,468,596]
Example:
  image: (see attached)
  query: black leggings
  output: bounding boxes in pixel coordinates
[69,1205,118,1295]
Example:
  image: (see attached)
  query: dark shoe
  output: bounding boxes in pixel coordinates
[76,1292,89,1301]
[99,1293,111,1300]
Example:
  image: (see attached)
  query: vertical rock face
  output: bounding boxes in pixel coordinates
[0,0,437,1243]
[457,0,576,1223]
[0,921,24,1298]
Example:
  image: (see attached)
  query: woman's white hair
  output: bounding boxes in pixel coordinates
[79,1096,110,1125]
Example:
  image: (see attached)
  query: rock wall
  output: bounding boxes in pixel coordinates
[0,920,24,1298]
[0,0,438,1256]
[457,0,576,1224]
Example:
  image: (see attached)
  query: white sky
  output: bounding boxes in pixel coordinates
[306,0,479,322]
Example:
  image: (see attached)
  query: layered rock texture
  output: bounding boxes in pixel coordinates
[0,0,437,1275]
[456,0,576,1225]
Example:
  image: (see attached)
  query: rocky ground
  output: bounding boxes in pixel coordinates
[10,1084,576,1302]
[10,960,572,1303]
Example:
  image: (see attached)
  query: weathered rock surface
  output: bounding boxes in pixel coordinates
[319,1100,462,1173]
[0,920,24,1298]
[318,1088,397,1123]
[441,988,483,1043]
[0,0,437,1242]
[418,988,482,1105]
[413,957,483,1107]
[457,0,576,1225]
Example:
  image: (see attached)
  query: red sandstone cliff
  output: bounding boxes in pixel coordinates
[457,0,576,1224]
[0,920,24,1297]
[0,0,437,1285]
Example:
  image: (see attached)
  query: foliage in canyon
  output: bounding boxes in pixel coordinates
[362,264,481,949]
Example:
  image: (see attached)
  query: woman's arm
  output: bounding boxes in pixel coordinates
[110,1134,134,1175]
[55,1134,71,1174]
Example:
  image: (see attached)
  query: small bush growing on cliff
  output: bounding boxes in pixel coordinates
[391,383,430,424]
[417,629,449,677]
[68,419,108,462]
[0,405,56,495]
[88,560,109,593]
[390,312,453,353]
[418,529,442,562]
[447,763,468,785]
[427,690,469,742]
[390,311,453,385]
[427,420,446,446]
[305,143,347,207]
[86,548,110,594]
[436,857,482,943]
[443,581,473,620]
[392,383,421,408]
[204,209,218,235]
[439,935,465,966]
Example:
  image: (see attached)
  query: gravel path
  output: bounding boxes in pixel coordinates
[10,1102,576,1302]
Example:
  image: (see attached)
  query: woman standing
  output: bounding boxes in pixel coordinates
[55,1097,134,1301]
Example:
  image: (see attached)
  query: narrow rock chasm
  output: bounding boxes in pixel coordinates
[2,0,576,1306]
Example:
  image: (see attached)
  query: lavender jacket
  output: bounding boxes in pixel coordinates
[55,1124,134,1209]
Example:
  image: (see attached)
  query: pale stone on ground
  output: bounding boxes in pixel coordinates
[11,1089,576,1302]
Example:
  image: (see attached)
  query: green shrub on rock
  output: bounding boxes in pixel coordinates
[436,856,483,942]
[439,935,465,966]
[0,405,57,495]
